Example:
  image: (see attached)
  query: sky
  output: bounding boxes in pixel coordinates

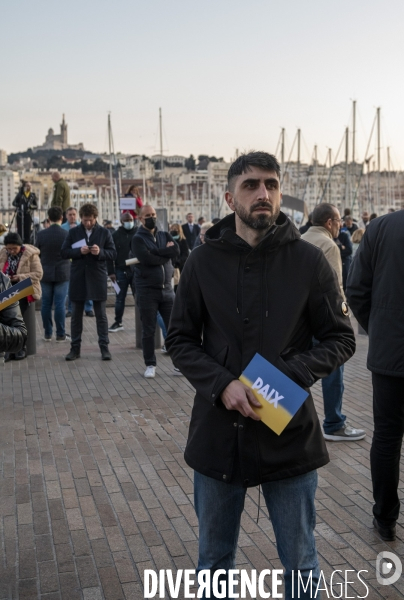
[2,0,404,168]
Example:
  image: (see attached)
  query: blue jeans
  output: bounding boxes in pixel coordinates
[194,470,320,600]
[322,365,346,434]
[157,311,167,339]
[41,281,69,337]
[66,282,93,313]
[114,268,135,323]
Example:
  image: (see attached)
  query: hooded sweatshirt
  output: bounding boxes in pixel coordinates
[166,212,355,486]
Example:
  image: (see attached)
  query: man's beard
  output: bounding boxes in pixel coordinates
[234,200,280,230]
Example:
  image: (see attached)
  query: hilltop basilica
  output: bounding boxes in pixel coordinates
[33,114,84,152]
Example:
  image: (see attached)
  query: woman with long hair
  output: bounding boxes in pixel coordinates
[169,223,189,273]
[351,228,365,257]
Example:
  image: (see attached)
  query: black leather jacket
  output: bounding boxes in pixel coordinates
[0,273,28,355]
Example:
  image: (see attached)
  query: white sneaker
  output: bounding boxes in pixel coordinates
[144,366,156,378]
[160,344,168,354]
[173,367,183,376]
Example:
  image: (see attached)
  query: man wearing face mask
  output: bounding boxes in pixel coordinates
[107,213,138,332]
[131,205,180,378]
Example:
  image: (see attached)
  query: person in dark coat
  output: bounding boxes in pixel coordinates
[346,210,404,542]
[166,152,355,598]
[131,205,179,378]
[181,213,201,251]
[0,272,27,360]
[36,206,71,342]
[12,182,38,243]
[107,212,138,332]
[335,224,353,292]
[61,203,116,361]
[342,215,358,237]
[298,212,313,234]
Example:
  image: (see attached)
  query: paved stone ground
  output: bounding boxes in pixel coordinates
[0,308,403,600]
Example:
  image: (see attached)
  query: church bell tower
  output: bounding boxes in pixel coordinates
[60,114,68,145]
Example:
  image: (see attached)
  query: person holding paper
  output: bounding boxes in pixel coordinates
[62,207,94,317]
[61,203,116,361]
[107,212,138,332]
[123,185,143,220]
[166,152,356,599]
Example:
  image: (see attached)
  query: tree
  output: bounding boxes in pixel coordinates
[47,155,66,170]
[185,154,196,171]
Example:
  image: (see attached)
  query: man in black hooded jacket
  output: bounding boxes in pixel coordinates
[346,210,404,542]
[166,152,355,599]
[131,205,179,378]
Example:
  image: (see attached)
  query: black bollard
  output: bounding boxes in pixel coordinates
[24,301,37,356]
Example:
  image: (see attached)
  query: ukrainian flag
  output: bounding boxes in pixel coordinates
[0,278,35,312]
[239,353,309,435]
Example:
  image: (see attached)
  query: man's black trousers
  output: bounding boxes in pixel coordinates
[70,301,109,349]
[371,372,404,527]
[136,290,174,366]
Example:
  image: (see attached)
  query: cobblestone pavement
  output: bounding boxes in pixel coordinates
[0,308,403,599]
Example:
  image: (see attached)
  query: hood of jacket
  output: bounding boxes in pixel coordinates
[205,211,300,252]
[0,243,40,263]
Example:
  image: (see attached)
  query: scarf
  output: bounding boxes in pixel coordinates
[3,246,25,277]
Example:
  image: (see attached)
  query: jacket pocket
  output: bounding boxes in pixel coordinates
[212,346,229,367]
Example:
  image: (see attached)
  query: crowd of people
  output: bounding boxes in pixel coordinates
[0,155,402,598]
[0,174,214,373]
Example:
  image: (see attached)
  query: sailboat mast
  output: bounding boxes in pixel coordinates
[281,128,285,166]
[159,107,164,208]
[313,145,318,205]
[377,107,381,209]
[108,113,114,221]
[387,147,391,206]
[345,127,349,206]
[352,100,356,163]
[328,148,332,203]
[297,128,301,198]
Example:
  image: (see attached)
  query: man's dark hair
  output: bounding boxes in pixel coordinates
[344,208,351,217]
[211,217,221,225]
[227,152,281,191]
[4,232,23,246]
[312,203,337,226]
[48,206,63,222]
[79,203,98,218]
